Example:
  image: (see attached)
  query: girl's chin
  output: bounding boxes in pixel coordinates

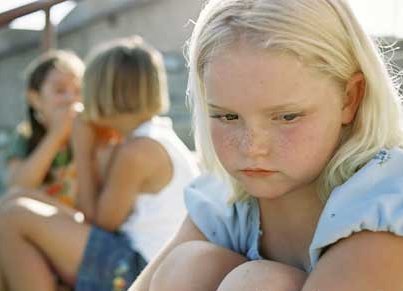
[241,183,286,200]
[248,191,285,200]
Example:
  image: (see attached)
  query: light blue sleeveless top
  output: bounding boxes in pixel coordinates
[184,147,403,272]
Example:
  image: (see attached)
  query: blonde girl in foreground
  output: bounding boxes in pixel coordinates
[0,37,199,291]
[129,0,403,290]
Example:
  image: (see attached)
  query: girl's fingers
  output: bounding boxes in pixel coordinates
[52,97,77,109]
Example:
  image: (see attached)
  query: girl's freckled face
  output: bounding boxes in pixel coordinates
[205,44,345,199]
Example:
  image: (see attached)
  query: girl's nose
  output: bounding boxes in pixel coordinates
[239,128,271,157]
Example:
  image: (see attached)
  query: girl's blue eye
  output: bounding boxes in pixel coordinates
[276,113,301,122]
[210,113,239,121]
[282,114,298,121]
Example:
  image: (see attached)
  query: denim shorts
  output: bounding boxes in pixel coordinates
[75,226,147,291]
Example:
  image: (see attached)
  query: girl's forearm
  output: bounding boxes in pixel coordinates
[71,116,101,219]
[7,131,66,189]
[75,153,99,221]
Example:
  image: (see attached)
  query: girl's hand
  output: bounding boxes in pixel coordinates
[48,101,76,144]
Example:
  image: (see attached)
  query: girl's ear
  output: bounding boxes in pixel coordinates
[342,72,365,125]
[27,89,42,111]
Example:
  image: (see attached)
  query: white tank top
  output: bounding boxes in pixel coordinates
[120,116,200,261]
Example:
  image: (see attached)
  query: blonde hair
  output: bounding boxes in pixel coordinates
[83,36,169,120]
[186,0,403,202]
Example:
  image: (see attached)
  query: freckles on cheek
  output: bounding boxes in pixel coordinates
[210,124,240,157]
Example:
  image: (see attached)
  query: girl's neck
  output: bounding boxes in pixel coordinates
[258,183,324,270]
[117,114,154,136]
[258,183,323,227]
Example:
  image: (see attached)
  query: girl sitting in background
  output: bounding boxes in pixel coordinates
[0,36,199,291]
[4,50,84,206]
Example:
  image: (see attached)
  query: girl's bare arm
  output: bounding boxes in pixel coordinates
[302,231,403,290]
[91,137,168,231]
[72,117,98,220]
[8,103,74,190]
[7,131,67,189]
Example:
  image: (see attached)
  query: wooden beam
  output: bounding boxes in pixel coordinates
[42,7,56,51]
[0,0,73,28]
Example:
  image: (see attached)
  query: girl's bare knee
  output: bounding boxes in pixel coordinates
[217,260,307,291]
[150,241,247,291]
[0,197,56,236]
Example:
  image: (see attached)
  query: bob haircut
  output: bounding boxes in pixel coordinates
[186,0,403,202]
[82,36,169,121]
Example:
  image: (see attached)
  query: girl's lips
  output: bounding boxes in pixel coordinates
[240,169,276,177]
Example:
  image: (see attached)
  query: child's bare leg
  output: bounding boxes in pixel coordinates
[0,188,78,217]
[0,187,34,206]
[0,265,6,291]
[0,218,57,290]
[150,241,247,291]
[0,196,90,291]
[57,283,73,291]
[217,260,307,291]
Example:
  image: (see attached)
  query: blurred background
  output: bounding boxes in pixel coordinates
[0,0,402,192]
